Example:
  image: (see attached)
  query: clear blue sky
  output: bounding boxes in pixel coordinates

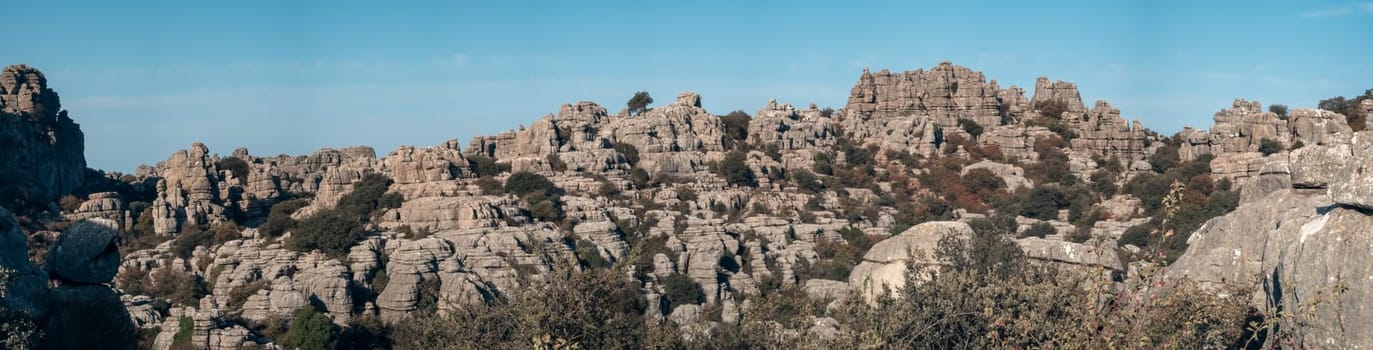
[2,1,1370,172]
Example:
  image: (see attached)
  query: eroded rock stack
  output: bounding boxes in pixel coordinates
[0,64,86,207]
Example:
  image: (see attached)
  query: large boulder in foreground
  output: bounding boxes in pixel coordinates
[45,218,122,284]
[1170,187,1373,348]
[849,221,972,303]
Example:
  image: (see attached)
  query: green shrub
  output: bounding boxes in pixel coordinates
[721,110,751,150]
[1268,104,1289,118]
[957,118,984,139]
[627,91,653,116]
[466,155,510,177]
[662,273,705,308]
[474,176,503,195]
[260,198,309,237]
[717,150,756,187]
[171,316,194,346]
[286,208,363,258]
[577,240,610,269]
[1019,186,1068,220]
[791,168,824,193]
[614,142,640,166]
[217,157,252,184]
[336,173,394,219]
[504,172,562,198]
[280,306,336,350]
[1021,222,1056,238]
[1258,138,1283,156]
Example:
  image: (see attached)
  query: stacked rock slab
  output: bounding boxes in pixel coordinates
[0,64,86,206]
[41,219,138,349]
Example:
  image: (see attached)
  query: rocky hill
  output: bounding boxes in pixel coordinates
[2,62,1372,349]
[0,64,86,211]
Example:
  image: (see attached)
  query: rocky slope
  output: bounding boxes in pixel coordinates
[2,62,1371,348]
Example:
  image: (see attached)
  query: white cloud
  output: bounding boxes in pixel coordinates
[1299,2,1373,18]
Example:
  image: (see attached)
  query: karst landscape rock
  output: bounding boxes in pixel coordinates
[2,59,1373,349]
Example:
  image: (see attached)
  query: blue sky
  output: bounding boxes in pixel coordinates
[2,1,1370,172]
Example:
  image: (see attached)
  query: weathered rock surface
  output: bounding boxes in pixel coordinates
[1328,132,1373,209]
[45,218,122,284]
[1169,188,1373,348]
[0,64,86,206]
[849,221,972,303]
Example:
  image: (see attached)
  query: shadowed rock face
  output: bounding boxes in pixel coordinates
[45,219,122,284]
[0,64,86,208]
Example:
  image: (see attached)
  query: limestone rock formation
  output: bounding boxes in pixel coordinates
[849,221,973,303]
[0,64,86,207]
[846,62,1023,128]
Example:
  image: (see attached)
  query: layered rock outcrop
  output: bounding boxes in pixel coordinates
[0,64,86,207]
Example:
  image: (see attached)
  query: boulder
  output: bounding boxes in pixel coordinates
[39,284,137,349]
[1170,188,1373,348]
[849,221,972,303]
[1329,132,1373,209]
[45,218,122,284]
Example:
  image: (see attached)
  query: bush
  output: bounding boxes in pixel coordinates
[474,176,503,195]
[627,91,653,116]
[504,172,562,199]
[545,153,567,172]
[217,157,252,184]
[720,110,751,150]
[1021,222,1056,238]
[1034,99,1070,119]
[171,316,194,347]
[717,151,756,187]
[261,199,309,237]
[790,168,824,193]
[391,266,648,350]
[336,173,394,219]
[613,142,640,166]
[280,306,336,350]
[1258,138,1283,156]
[287,208,363,258]
[466,155,510,177]
[1269,104,1289,118]
[957,118,984,139]
[577,240,610,269]
[1020,186,1068,220]
[662,273,705,308]
[172,225,212,259]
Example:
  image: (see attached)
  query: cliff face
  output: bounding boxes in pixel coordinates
[0,64,86,207]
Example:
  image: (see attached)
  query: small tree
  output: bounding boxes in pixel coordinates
[280,306,336,350]
[1021,222,1056,238]
[662,273,705,308]
[717,151,756,187]
[957,118,984,139]
[627,91,654,116]
[287,208,363,258]
[721,110,751,150]
[1258,138,1283,156]
[1268,104,1289,118]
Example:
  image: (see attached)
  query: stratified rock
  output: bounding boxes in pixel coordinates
[1015,237,1122,272]
[1329,132,1373,209]
[45,218,122,284]
[383,139,471,184]
[1209,99,1290,154]
[1288,108,1352,146]
[849,221,972,303]
[1289,139,1350,189]
[0,64,86,206]
[1029,77,1088,115]
[1169,188,1373,348]
[846,62,1023,128]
